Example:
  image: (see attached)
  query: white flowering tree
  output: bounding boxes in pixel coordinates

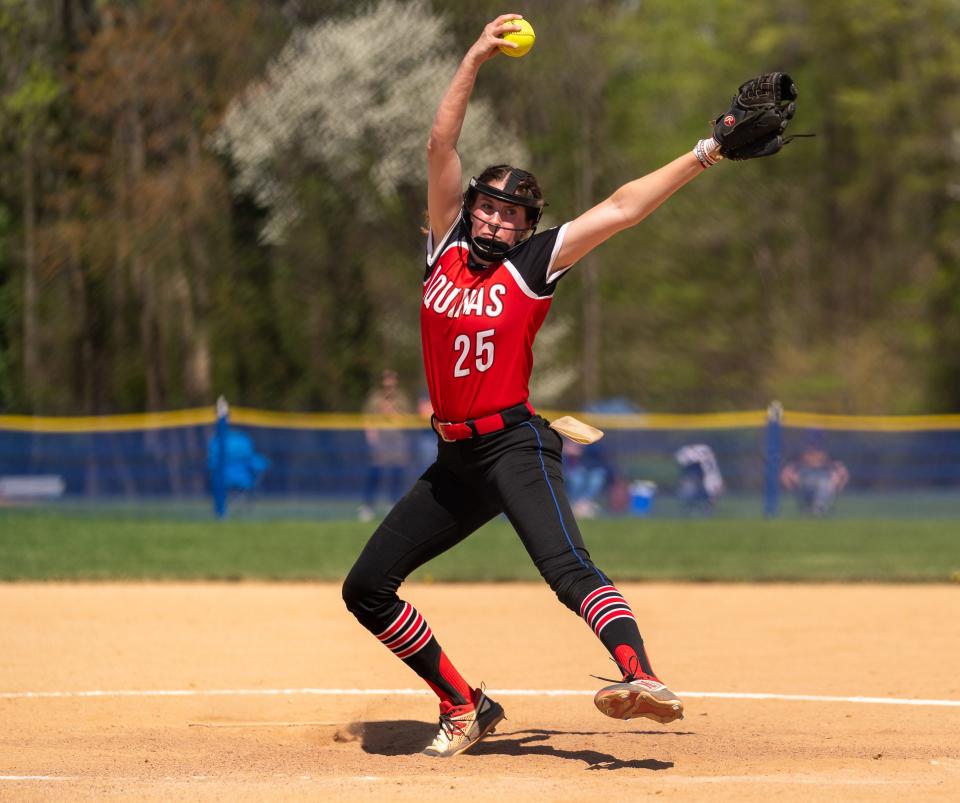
[213,0,528,244]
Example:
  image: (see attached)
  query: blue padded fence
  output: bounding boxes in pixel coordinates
[1,405,959,519]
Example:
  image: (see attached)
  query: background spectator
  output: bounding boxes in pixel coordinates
[781,436,850,516]
[563,439,613,518]
[675,443,724,515]
[359,369,412,521]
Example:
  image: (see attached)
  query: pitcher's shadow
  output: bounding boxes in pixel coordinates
[348,721,683,770]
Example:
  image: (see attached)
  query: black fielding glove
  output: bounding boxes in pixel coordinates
[712,72,799,160]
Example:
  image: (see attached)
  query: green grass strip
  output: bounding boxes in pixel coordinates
[2,513,958,582]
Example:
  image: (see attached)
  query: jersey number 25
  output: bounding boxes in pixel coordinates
[453,329,495,377]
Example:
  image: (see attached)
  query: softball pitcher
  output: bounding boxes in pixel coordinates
[343,13,801,757]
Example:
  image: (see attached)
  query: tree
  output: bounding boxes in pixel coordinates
[52,0,273,412]
[212,0,531,408]
[1,0,958,416]
[0,0,63,410]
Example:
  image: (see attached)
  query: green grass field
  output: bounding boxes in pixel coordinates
[2,511,958,582]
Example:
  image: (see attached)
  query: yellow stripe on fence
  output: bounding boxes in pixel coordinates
[229,409,771,431]
[551,410,768,430]
[0,408,216,433]
[1,407,959,433]
[230,408,427,430]
[782,411,960,432]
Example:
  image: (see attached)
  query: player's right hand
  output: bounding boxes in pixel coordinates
[471,14,524,61]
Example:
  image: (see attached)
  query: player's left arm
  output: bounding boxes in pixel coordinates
[552,72,803,277]
[551,151,704,276]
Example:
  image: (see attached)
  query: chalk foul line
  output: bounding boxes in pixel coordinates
[0,775,79,781]
[1,688,959,707]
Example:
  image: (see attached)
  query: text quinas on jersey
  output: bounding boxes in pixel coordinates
[423,272,505,319]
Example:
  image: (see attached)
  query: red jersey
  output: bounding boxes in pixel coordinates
[421,217,572,423]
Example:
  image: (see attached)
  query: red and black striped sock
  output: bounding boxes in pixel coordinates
[579,584,657,680]
[375,601,472,707]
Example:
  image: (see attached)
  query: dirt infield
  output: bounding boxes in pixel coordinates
[2,582,959,801]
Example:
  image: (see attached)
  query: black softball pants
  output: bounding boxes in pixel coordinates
[342,416,655,694]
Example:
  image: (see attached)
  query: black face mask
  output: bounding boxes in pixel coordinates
[471,234,512,262]
[465,209,531,268]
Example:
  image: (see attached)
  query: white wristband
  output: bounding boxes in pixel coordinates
[693,137,723,168]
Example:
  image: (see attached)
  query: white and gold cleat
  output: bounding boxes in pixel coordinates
[594,676,684,724]
[422,688,505,758]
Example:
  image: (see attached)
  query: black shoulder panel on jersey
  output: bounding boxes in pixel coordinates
[504,226,567,297]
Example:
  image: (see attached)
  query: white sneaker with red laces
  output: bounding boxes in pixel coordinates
[594,676,684,724]
[422,688,505,757]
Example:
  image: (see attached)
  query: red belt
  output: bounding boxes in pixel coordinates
[432,401,536,442]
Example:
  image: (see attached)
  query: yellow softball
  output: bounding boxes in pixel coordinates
[499,18,535,58]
